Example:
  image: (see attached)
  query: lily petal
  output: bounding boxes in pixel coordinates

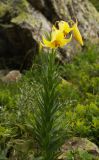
[60,34,72,47]
[51,29,64,42]
[72,22,83,46]
[58,21,73,35]
[42,36,55,48]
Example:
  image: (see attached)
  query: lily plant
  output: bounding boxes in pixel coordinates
[34,19,83,160]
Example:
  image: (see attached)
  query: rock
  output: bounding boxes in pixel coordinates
[0,69,9,77]
[27,0,99,60]
[27,0,45,11]
[71,0,99,43]
[59,137,99,160]
[0,0,51,70]
[50,0,99,59]
[0,0,99,68]
[1,70,22,83]
[28,0,99,44]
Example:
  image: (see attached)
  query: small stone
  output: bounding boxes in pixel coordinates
[1,70,22,83]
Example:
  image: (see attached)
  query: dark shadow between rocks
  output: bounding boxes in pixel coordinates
[0,23,38,71]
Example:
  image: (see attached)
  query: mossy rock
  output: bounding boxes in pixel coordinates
[0,0,50,69]
[0,0,99,69]
[59,137,99,160]
[0,2,10,18]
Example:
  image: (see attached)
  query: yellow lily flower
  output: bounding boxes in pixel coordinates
[72,21,83,46]
[42,29,72,48]
[58,21,73,35]
[56,20,83,46]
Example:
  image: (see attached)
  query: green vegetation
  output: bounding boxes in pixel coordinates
[59,44,99,145]
[33,52,65,160]
[61,45,99,105]
[65,149,97,160]
[90,0,99,11]
[0,0,29,20]
[0,45,99,159]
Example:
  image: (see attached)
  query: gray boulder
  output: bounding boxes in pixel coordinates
[0,0,99,69]
[0,0,51,69]
[1,70,22,83]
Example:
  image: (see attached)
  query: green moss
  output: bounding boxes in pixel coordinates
[0,0,30,20]
[11,12,35,27]
[11,12,28,24]
[0,0,36,30]
[0,2,11,18]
